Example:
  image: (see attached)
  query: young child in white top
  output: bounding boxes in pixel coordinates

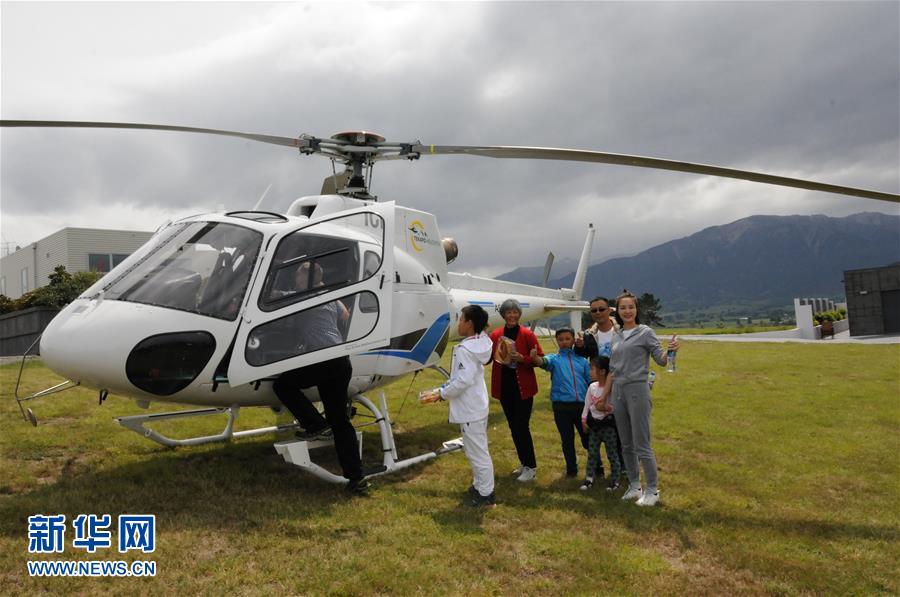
[579,356,622,491]
[422,305,496,507]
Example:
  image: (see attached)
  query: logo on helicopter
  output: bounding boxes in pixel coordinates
[408,220,439,252]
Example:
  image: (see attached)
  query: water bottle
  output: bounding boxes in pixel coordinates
[648,370,656,389]
[666,335,677,373]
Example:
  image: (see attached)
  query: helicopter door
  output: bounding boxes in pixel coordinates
[227,203,394,386]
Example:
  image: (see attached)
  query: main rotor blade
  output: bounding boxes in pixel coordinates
[412,144,899,203]
[0,120,309,149]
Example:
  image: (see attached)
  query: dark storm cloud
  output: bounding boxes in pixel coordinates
[2,2,897,274]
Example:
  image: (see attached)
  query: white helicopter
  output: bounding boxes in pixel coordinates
[4,120,898,483]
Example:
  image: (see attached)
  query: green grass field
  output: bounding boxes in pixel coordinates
[2,340,898,595]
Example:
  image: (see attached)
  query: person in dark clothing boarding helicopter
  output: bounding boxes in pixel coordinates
[271,261,368,496]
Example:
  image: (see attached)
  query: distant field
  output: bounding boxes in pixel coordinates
[1,340,898,595]
[660,325,795,336]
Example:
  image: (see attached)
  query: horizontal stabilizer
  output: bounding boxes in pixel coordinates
[544,304,591,312]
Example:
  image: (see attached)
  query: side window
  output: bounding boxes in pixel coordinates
[363,250,380,277]
[245,291,379,366]
[259,213,384,312]
[359,250,381,313]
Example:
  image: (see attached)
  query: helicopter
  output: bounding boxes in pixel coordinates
[4,120,898,483]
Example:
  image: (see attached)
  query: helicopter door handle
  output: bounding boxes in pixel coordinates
[379,273,385,290]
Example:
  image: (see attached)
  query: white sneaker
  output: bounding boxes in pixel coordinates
[516,466,537,482]
[511,466,523,476]
[636,490,660,507]
[621,486,643,501]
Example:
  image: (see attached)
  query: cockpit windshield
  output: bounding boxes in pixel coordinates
[99,222,263,320]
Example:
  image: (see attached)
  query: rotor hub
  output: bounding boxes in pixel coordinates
[330,130,386,145]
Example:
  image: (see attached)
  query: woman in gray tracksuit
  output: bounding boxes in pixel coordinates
[602,291,679,507]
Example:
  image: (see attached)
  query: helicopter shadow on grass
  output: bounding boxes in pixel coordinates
[0,414,485,540]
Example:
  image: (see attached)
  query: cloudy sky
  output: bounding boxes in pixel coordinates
[2,1,898,277]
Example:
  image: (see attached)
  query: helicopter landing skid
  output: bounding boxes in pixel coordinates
[115,405,302,448]
[274,392,465,484]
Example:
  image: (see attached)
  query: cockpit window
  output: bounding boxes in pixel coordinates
[100,222,262,321]
[259,212,384,312]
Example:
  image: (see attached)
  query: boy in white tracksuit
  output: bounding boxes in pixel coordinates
[427,305,496,506]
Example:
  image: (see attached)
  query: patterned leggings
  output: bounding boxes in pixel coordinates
[586,426,622,480]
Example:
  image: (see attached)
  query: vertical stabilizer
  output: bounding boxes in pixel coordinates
[541,252,555,288]
[570,223,595,329]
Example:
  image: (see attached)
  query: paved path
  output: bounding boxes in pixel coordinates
[0,355,39,366]
[680,330,900,344]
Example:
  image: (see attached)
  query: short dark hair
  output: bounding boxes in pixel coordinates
[589,296,610,307]
[590,356,610,373]
[461,305,488,333]
[555,326,575,338]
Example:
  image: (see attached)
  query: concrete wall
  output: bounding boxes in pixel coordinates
[793,298,852,339]
[793,300,817,339]
[796,297,836,313]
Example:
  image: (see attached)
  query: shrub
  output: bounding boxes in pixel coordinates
[814,309,845,325]
[0,266,102,314]
[0,294,14,315]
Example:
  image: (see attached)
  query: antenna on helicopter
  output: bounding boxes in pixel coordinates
[253,183,273,210]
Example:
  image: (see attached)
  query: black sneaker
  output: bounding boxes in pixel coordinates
[345,478,370,496]
[467,485,479,498]
[579,478,594,491]
[470,491,497,508]
[606,480,620,492]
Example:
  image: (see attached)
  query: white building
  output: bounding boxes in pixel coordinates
[0,228,153,298]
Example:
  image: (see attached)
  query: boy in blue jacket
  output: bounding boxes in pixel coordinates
[530,327,594,478]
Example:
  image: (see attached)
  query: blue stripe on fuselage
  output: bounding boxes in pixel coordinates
[468,300,530,308]
[364,312,451,364]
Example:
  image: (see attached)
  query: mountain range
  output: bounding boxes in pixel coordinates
[497,212,900,314]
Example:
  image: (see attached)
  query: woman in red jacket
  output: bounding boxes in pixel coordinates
[490,299,544,482]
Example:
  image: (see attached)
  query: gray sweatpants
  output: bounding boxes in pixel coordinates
[613,381,658,492]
